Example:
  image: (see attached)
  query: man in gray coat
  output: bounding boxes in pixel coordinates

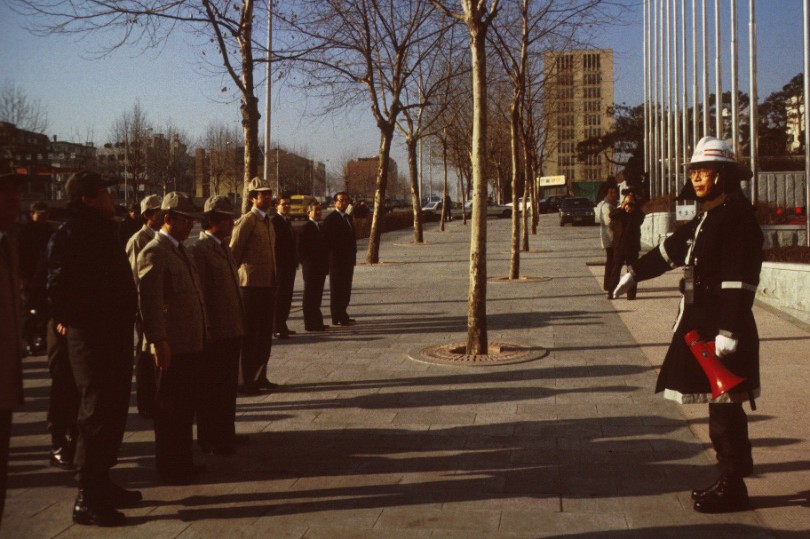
[125,194,161,418]
[189,196,245,455]
[137,192,207,485]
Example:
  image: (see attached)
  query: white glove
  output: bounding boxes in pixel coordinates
[715,334,738,358]
[612,271,636,298]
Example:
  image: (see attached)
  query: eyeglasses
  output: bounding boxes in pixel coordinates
[689,169,717,182]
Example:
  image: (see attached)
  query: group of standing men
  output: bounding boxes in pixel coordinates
[0,164,359,528]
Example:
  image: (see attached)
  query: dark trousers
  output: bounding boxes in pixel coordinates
[274,267,297,333]
[154,352,199,475]
[329,264,354,322]
[709,402,753,477]
[302,265,327,329]
[46,319,78,447]
[134,317,156,417]
[239,287,275,389]
[196,338,241,449]
[603,247,614,292]
[1,410,10,527]
[608,249,639,298]
[67,325,133,489]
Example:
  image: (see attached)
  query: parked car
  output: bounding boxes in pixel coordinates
[539,195,567,214]
[559,197,595,226]
[421,200,447,221]
[452,200,512,220]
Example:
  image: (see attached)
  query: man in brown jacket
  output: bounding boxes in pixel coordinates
[230,177,277,395]
[137,192,207,485]
[189,196,245,455]
[0,161,31,526]
[125,194,161,418]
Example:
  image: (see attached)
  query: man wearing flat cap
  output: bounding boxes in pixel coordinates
[46,170,140,526]
[189,195,245,455]
[1,161,40,525]
[137,192,207,485]
[229,177,278,395]
[125,194,162,418]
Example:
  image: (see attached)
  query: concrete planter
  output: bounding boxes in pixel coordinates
[761,224,808,249]
[757,262,810,326]
[640,211,674,248]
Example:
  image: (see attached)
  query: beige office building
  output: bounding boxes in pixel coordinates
[543,49,614,192]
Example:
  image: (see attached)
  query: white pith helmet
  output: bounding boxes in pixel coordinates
[687,136,737,169]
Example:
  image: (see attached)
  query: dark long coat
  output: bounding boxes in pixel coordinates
[631,193,763,404]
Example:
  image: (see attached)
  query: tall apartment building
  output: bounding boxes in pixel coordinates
[543,49,614,192]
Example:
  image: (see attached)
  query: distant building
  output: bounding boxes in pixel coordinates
[343,156,399,201]
[268,147,326,197]
[543,49,615,193]
[49,137,97,201]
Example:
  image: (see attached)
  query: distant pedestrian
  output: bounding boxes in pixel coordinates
[607,192,645,300]
[270,194,299,338]
[297,201,329,331]
[595,185,618,296]
[47,170,140,526]
[125,194,162,418]
[18,201,53,355]
[614,136,762,513]
[230,177,278,395]
[323,191,357,326]
[118,201,141,246]
[1,161,38,527]
[189,195,245,456]
[137,192,207,485]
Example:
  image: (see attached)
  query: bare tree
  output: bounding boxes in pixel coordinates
[108,101,152,199]
[433,0,500,356]
[0,80,49,133]
[276,0,447,263]
[11,0,269,213]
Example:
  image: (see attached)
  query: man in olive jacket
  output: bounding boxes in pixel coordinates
[189,196,245,455]
[229,177,277,394]
[137,192,207,485]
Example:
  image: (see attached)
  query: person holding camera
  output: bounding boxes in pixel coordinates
[613,136,762,513]
[607,191,645,300]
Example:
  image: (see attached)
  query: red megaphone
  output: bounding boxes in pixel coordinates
[684,330,746,399]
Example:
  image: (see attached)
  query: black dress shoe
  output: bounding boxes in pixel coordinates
[73,490,125,526]
[693,476,750,513]
[692,477,723,501]
[105,480,142,508]
[306,325,329,332]
[274,332,290,339]
[50,446,75,470]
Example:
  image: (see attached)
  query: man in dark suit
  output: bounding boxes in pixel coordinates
[270,194,298,338]
[322,191,357,326]
[297,201,329,331]
[47,171,139,526]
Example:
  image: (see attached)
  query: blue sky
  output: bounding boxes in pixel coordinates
[1,0,806,182]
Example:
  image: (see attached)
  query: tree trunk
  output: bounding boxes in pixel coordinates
[239,0,259,214]
[366,123,395,264]
[440,137,449,231]
[407,137,424,243]
[508,95,522,279]
[466,20,488,355]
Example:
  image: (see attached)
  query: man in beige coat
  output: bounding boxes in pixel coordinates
[125,194,161,418]
[230,177,277,395]
[137,192,207,485]
[189,196,245,455]
[0,161,30,526]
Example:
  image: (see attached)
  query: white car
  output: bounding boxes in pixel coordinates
[421,200,448,220]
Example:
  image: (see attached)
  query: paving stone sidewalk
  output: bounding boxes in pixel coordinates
[3,214,808,538]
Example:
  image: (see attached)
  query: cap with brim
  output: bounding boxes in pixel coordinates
[247,176,272,193]
[65,171,118,200]
[140,194,162,214]
[162,192,202,219]
[204,195,238,216]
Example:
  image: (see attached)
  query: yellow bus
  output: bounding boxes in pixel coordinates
[289,195,319,220]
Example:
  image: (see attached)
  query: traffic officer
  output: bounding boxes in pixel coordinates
[614,136,763,513]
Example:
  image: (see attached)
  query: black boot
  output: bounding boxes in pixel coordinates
[72,489,126,526]
[692,475,750,513]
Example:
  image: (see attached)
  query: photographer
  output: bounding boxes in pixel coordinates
[607,191,644,300]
